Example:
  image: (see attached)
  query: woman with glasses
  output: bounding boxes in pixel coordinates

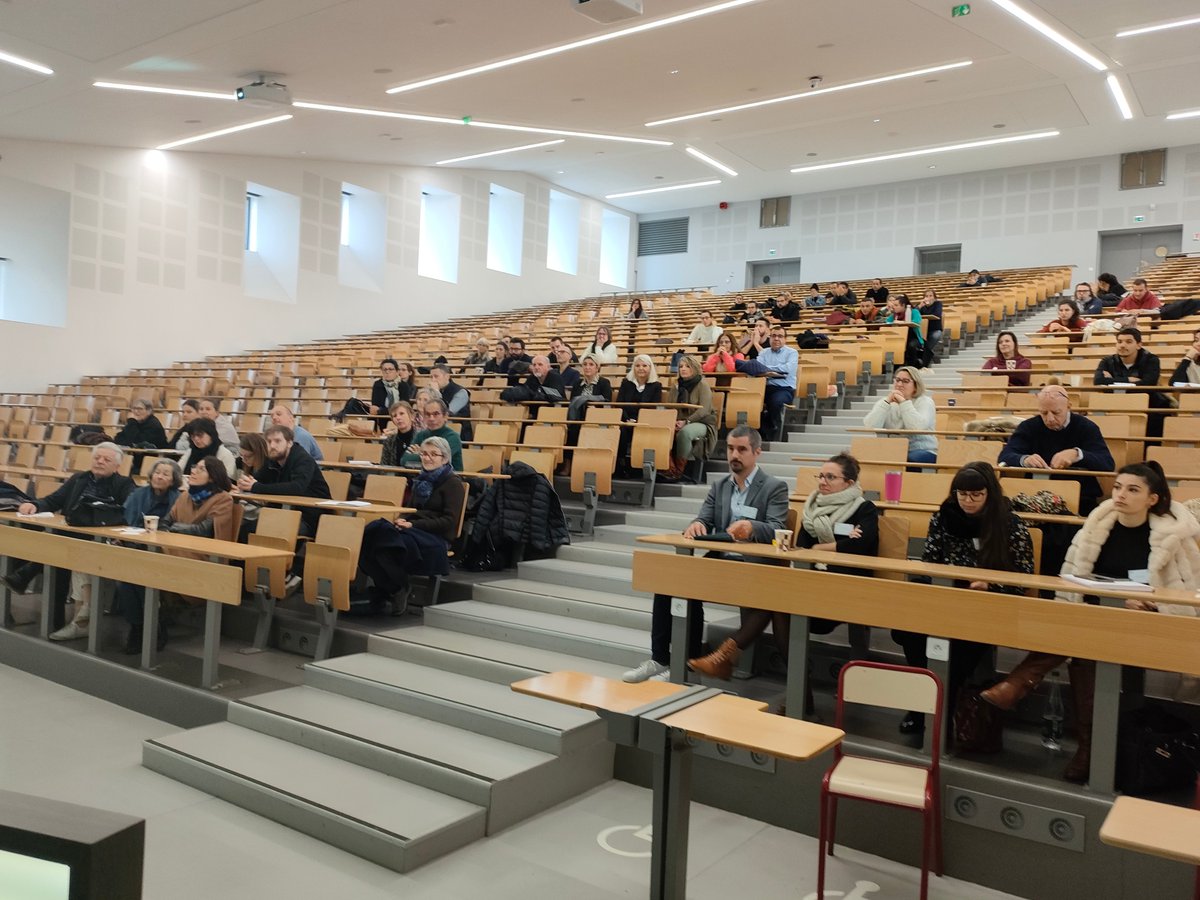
[862,365,938,463]
[1073,282,1104,316]
[891,462,1034,735]
[358,436,466,615]
[582,325,620,365]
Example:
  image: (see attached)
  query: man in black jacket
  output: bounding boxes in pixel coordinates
[1094,327,1168,436]
[112,399,169,448]
[501,355,565,406]
[237,425,331,535]
[6,442,135,639]
[429,363,472,442]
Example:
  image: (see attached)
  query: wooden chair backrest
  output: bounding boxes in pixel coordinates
[875,515,910,581]
[1147,445,1195,475]
[363,474,408,507]
[842,663,940,716]
[637,408,678,429]
[509,448,556,482]
[630,423,673,470]
[936,440,1000,468]
[314,512,366,571]
[536,406,569,422]
[570,448,615,495]
[848,436,909,464]
[585,406,624,424]
[324,470,351,501]
[899,472,953,505]
[316,441,342,462]
[303,543,352,611]
[1163,415,1200,443]
[462,446,504,474]
[474,422,515,445]
[999,476,1081,514]
[342,441,382,464]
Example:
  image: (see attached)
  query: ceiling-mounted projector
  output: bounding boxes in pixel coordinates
[572,0,643,24]
[235,77,292,109]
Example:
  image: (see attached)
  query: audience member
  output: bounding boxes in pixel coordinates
[401,399,464,471]
[430,363,472,441]
[667,355,717,478]
[1074,282,1103,316]
[738,319,771,360]
[165,457,236,541]
[566,353,613,428]
[579,326,618,365]
[270,405,323,460]
[113,399,168,448]
[775,291,801,322]
[500,338,534,381]
[737,300,765,325]
[358,436,466,614]
[997,386,1114,514]
[892,462,1034,733]
[804,283,826,308]
[853,295,880,323]
[553,346,581,395]
[1094,326,1167,436]
[981,461,1200,782]
[622,426,788,683]
[167,399,199,451]
[883,294,925,368]
[1096,273,1126,306]
[1115,278,1162,316]
[757,326,798,442]
[239,433,268,474]
[981,331,1032,386]
[548,336,578,364]
[626,298,645,320]
[8,443,135,640]
[1170,327,1200,384]
[916,288,944,366]
[380,401,417,467]
[237,424,332,536]
[959,269,1001,287]
[862,365,937,463]
[865,278,890,304]
[178,418,237,479]
[367,358,404,415]
[702,332,744,373]
[616,355,664,472]
[501,354,566,408]
[197,398,238,446]
[482,341,509,375]
[686,310,723,346]
[463,339,491,368]
[1039,299,1087,338]
[832,281,856,304]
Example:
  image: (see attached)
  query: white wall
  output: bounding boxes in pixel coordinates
[0,139,636,392]
[636,143,1200,294]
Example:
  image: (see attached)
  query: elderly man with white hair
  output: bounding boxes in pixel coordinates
[269,405,323,461]
[5,442,136,640]
[500,354,566,406]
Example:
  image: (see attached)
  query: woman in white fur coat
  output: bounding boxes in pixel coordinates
[979,461,1200,783]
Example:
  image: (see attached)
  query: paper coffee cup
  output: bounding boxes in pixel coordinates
[774,528,792,552]
[143,516,159,533]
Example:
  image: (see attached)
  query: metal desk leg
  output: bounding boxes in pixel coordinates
[786,613,811,719]
[141,588,160,671]
[201,600,222,690]
[1089,660,1120,794]
[668,546,696,684]
[241,565,275,654]
[925,636,952,757]
[39,567,58,640]
[642,718,692,900]
[0,555,12,629]
[86,575,103,656]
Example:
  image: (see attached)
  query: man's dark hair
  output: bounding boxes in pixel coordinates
[423,398,449,415]
[264,424,294,443]
[810,283,819,290]
[837,281,849,289]
[727,424,761,451]
[182,398,200,412]
[510,338,525,351]
[969,269,980,276]
[1132,278,1148,288]
[380,358,399,370]
[1098,273,1117,286]
[1118,326,1143,344]
[431,363,452,377]
[185,417,219,443]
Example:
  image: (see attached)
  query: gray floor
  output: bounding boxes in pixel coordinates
[0,663,1026,899]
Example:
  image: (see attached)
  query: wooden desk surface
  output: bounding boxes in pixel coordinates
[635,532,1200,607]
[658,693,843,761]
[782,496,1085,526]
[1100,796,1200,866]
[0,512,291,562]
[512,670,688,713]
[231,492,411,516]
[318,460,510,480]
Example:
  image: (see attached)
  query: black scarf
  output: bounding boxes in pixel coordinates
[414,463,452,507]
[675,373,701,404]
[937,498,982,539]
[185,437,222,473]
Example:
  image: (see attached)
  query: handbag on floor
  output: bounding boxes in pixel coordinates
[953,688,1003,753]
[1115,705,1199,796]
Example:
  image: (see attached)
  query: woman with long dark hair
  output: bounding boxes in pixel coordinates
[892,462,1034,734]
[1039,299,1087,339]
[981,330,1033,386]
[179,417,237,479]
[702,331,744,373]
[583,325,620,364]
[981,461,1200,781]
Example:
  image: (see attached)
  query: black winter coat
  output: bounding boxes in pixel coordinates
[36,471,135,515]
[113,415,169,448]
[470,461,570,551]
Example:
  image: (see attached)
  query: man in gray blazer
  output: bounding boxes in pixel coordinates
[623,425,789,683]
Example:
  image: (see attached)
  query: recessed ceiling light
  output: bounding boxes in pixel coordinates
[1116,15,1200,38]
[790,129,1060,173]
[928,165,936,169]
[1166,108,1200,121]
[373,68,393,74]
[436,139,565,166]
[873,118,881,123]
[556,170,565,174]
[993,123,1006,128]
[388,0,764,93]
[185,119,201,124]
[817,43,834,49]
[645,60,972,126]
[986,0,1108,71]
[156,114,293,151]
[0,49,53,76]
[571,97,585,102]
[806,152,817,157]
[686,146,738,177]
[655,175,664,180]
[466,119,671,146]
[1106,74,1134,120]
[670,70,680,75]
[293,100,461,124]
[606,179,721,200]
[95,80,235,100]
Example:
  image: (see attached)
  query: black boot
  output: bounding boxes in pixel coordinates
[122,625,142,656]
[2,563,37,595]
[157,620,169,652]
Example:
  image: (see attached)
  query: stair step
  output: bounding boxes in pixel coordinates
[368,623,631,682]
[143,722,486,873]
[425,600,651,667]
[516,557,641,595]
[229,686,612,834]
[594,523,677,547]
[471,577,651,630]
[555,543,639,568]
[303,653,605,755]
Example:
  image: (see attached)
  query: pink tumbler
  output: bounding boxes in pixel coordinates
[883,471,903,503]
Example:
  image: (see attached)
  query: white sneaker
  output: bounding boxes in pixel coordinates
[622,659,668,683]
[285,574,302,595]
[49,619,90,641]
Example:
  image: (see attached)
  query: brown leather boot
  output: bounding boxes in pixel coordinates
[980,651,1066,710]
[1064,659,1095,784]
[688,638,740,680]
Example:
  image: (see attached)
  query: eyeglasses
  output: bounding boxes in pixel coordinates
[418,451,445,459]
[815,473,845,482]
[955,490,987,501]
[893,377,913,385]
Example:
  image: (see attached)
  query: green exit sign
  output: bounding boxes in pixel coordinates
[952,4,971,16]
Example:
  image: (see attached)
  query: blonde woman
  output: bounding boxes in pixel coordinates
[862,365,937,462]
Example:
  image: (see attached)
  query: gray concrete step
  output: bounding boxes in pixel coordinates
[303,653,605,755]
[143,722,487,873]
[228,686,612,835]
[516,557,642,595]
[593,523,675,547]
[470,576,650,630]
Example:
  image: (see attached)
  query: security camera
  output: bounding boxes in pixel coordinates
[809,75,823,89]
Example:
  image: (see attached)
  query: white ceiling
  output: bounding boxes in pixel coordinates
[1,0,1199,214]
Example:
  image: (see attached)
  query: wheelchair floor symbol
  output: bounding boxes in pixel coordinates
[596,824,653,857]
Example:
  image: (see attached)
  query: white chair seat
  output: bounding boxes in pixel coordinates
[827,755,930,809]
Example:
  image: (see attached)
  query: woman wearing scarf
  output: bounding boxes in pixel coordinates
[1170,326,1200,385]
[616,354,663,474]
[178,417,237,479]
[891,462,1034,735]
[566,354,613,448]
[358,436,466,614]
[380,401,418,467]
[665,355,717,481]
[163,457,236,542]
[689,453,879,689]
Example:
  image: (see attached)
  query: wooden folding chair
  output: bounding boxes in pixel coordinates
[363,474,408,507]
[303,514,366,660]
